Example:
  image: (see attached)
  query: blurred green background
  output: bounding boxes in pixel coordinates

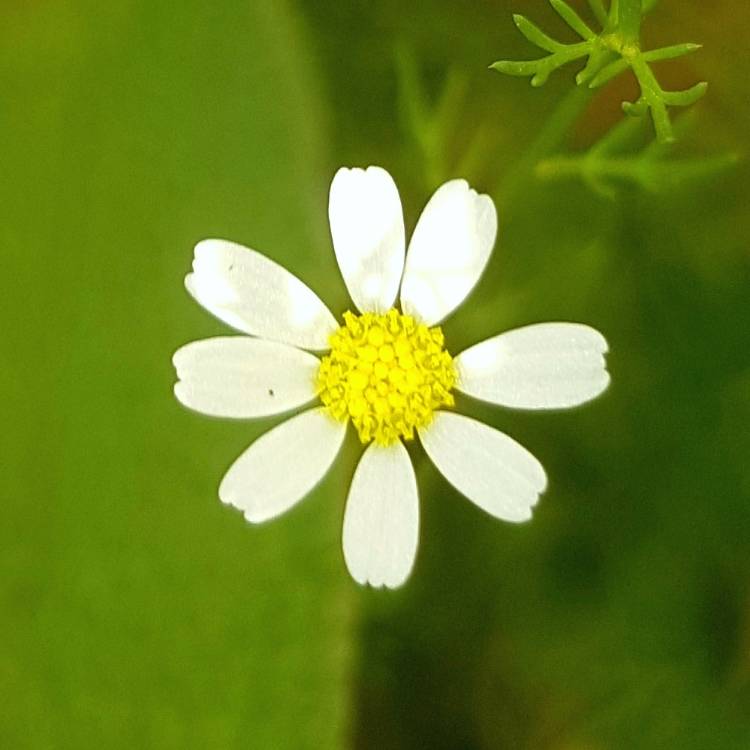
[2,1,749,748]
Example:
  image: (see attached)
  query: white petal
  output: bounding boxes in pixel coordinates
[186,239,338,350]
[456,323,610,409]
[173,336,319,418]
[400,179,497,326]
[419,412,547,523]
[219,408,346,523]
[342,441,419,589]
[329,166,406,313]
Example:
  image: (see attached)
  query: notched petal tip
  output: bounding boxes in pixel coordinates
[577,324,610,354]
[183,237,337,349]
[172,379,186,402]
[594,368,612,400]
[455,322,611,411]
[193,236,238,255]
[342,441,419,590]
[443,176,469,191]
[218,409,346,525]
[191,238,228,272]
[329,164,405,314]
[240,508,270,525]
[171,345,184,370]
[508,506,535,525]
[171,339,197,372]
[441,176,491,201]
[218,485,265,524]
[335,164,392,177]
[358,575,409,590]
[419,412,547,524]
[330,165,398,196]
[170,337,320,420]
[184,273,197,297]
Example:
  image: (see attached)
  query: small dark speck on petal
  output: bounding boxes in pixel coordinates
[268,389,275,396]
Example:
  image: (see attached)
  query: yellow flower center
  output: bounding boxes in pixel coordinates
[316,309,456,446]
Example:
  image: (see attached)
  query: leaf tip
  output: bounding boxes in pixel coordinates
[489,60,508,73]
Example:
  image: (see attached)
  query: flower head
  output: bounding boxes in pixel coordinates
[317,309,456,445]
[173,166,610,588]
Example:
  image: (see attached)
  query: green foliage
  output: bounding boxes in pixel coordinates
[491,0,707,143]
[3,0,748,748]
[535,115,739,197]
[0,2,352,748]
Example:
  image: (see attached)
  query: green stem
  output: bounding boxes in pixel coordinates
[630,55,673,142]
[618,0,642,43]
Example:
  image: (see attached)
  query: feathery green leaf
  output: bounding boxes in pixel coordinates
[587,0,608,27]
[642,42,702,62]
[492,0,708,143]
[549,0,595,40]
[513,14,562,53]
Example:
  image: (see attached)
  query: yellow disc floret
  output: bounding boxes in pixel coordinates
[316,309,456,445]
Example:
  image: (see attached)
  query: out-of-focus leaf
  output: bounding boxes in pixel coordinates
[535,115,738,198]
[0,1,353,748]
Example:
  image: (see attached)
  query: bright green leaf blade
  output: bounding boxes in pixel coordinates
[0,1,353,748]
[661,81,709,107]
[617,0,643,42]
[491,59,544,77]
[642,42,702,62]
[549,0,595,39]
[587,0,609,26]
[513,13,562,53]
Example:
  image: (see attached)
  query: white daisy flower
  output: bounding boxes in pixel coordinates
[173,166,610,589]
